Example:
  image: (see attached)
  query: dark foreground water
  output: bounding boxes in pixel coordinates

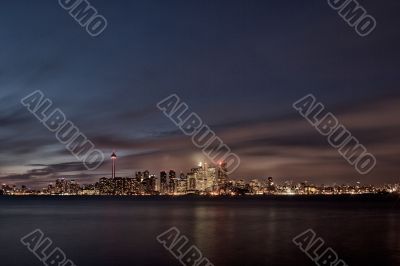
[0,196,399,266]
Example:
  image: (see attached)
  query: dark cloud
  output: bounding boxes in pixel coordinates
[3,94,400,186]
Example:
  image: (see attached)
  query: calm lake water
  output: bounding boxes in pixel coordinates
[0,196,399,266]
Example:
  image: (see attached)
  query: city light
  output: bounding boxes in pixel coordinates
[1,163,399,196]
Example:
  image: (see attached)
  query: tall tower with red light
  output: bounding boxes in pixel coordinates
[111,152,117,178]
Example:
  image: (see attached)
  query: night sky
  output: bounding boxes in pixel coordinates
[1,0,399,187]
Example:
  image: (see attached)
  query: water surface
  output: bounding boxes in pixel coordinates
[0,196,399,266]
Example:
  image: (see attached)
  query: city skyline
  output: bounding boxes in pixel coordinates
[3,169,398,196]
[2,152,399,192]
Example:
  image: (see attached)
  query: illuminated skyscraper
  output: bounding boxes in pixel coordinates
[250,179,262,194]
[149,175,157,193]
[144,170,150,179]
[190,164,205,191]
[169,170,177,194]
[185,163,217,193]
[135,171,143,183]
[206,166,217,192]
[217,161,228,188]
[111,152,117,178]
[141,172,156,194]
[114,177,123,195]
[187,173,196,192]
[177,173,187,194]
[266,177,275,193]
[160,171,168,194]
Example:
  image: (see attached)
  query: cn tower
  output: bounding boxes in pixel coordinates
[111,152,117,178]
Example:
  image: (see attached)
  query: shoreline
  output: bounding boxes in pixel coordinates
[0,193,399,201]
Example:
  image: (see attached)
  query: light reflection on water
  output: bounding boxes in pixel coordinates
[0,197,399,266]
